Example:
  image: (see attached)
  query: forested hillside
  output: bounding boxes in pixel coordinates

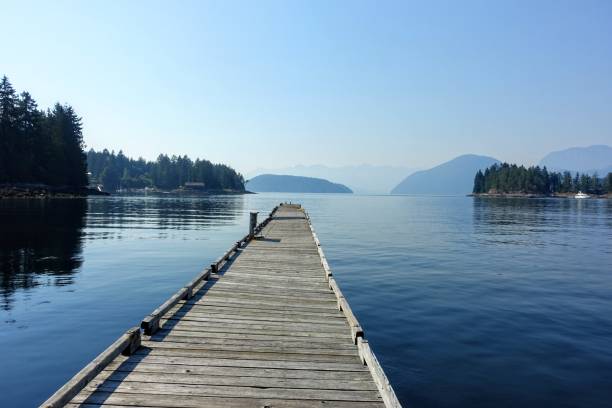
[391,154,499,195]
[0,76,87,187]
[473,163,612,195]
[87,149,245,192]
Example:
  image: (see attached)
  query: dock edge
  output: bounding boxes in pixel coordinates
[40,205,281,408]
[40,203,403,408]
[304,208,402,408]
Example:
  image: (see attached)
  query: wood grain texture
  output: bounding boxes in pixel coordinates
[45,204,399,408]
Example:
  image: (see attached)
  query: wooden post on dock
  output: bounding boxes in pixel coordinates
[249,211,258,239]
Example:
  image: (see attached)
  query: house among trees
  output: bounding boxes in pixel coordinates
[183,181,205,190]
[86,149,244,193]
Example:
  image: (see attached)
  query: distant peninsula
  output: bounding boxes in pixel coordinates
[87,149,245,194]
[0,75,246,197]
[391,154,499,195]
[246,174,353,193]
[247,164,416,194]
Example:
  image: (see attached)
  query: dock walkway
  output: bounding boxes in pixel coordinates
[43,204,400,408]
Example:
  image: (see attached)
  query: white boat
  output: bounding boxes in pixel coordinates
[575,191,589,199]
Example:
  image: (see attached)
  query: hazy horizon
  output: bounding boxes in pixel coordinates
[2,1,611,175]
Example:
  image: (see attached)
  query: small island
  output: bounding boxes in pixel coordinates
[471,163,612,198]
[246,174,353,193]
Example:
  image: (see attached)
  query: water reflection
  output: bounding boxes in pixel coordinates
[0,196,245,310]
[85,195,244,239]
[1,194,612,407]
[0,199,86,310]
[472,197,612,247]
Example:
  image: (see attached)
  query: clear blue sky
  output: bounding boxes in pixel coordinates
[2,0,611,173]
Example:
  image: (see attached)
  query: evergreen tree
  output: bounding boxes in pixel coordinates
[100,166,121,192]
[473,170,485,193]
[591,173,603,195]
[574,173,580,192]
[579,174,589,193]
[0,76,18,182]
[604,173,612,194]
[0,75,88,187]
[16,92,42,181]
[561,171,573,193]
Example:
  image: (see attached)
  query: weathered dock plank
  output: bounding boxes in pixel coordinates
[42,203,400,408]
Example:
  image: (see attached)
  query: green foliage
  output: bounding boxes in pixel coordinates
[604,173,612,193]
[87,149,244,192]
[473,163,611,195]
[473,170,485,193]
[0,75,243,193]
[0,76,87,187]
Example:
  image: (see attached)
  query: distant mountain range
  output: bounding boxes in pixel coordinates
[390,146,612,195]
[539,145,612,175]
[246,164,416,194]
[247,145,612,196]
[246,174,353,193]
[390,154,500,195]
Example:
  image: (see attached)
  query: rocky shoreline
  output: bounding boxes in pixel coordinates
[0,184,255,198]
[469,192,611,199]
[0,184,109,198]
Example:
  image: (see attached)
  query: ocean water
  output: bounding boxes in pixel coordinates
[1,194,611,407]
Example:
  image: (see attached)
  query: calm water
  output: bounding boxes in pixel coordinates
[1,194,611,407]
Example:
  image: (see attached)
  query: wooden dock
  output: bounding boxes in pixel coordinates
[42,204,400,408]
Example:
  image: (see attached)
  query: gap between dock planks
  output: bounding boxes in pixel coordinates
[41,203,401,408]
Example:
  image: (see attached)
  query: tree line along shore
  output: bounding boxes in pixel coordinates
[0,75,245,198]
[87,149,244,193]
[472,163,612,197]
